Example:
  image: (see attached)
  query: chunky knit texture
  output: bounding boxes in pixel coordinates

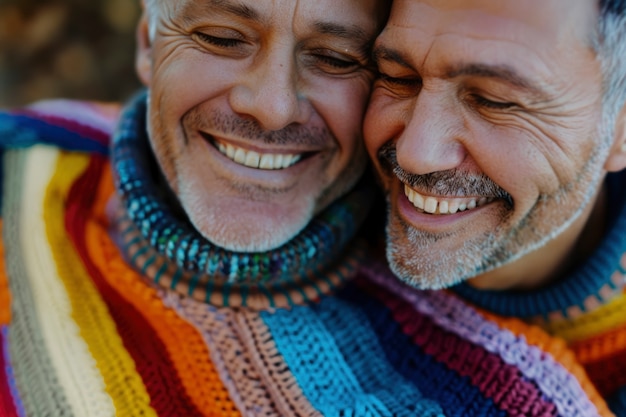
[0,98,623,416]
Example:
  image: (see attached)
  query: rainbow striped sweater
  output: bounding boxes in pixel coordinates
[0,99,624,417]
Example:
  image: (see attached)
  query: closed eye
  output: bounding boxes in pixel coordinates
[471,94,517,109]
[195,32,243,48]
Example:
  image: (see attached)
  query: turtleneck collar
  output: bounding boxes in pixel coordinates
[110,92,373,310]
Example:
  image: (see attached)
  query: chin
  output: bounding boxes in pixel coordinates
[183,197,315,253]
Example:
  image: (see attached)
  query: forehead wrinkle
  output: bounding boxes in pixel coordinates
[180,0,267,26]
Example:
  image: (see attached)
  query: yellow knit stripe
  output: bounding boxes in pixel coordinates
[21,146,115,416]
[543,291,626,342]
[44,151,158,417]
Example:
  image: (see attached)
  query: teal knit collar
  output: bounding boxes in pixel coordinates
[111,92,373,309]
[452,171,626,322]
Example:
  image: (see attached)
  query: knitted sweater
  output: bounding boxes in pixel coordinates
[0,99,623,417]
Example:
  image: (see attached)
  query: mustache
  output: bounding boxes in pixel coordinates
[184,108,333,146]
[378,142,513,205]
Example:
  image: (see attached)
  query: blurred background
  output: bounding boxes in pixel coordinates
[0,0,142,108]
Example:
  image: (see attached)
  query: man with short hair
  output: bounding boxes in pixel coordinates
[1,0,618,415]
[365,0,626,415]
[0,0,419,415]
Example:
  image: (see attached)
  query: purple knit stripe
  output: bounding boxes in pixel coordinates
[362,280,557,417]
[361,264,601,417]
[1,327,25,417]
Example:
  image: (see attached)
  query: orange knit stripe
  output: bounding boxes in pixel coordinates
[0,222,9,326]
[468,300,614,417]
[86,164,241,417]
[572,321,626,362]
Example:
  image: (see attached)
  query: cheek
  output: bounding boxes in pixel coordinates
[308,77,371,155]
[150,51,239,122]
[363,92,403,161]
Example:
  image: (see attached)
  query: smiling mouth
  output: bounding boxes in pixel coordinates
[404,184,494,215]
[203,133,309,170]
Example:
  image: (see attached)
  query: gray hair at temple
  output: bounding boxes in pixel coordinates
[142,0,159,40]
[598,0,626,139]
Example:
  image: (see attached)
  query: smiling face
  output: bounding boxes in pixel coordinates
[364,0,626,290]
[136,0,387,252]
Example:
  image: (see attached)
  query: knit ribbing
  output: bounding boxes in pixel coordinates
[3,149,73,417]
[46,152,157,417]
[66,161,234,416]
[69,158,239,416]
[22,147,115,416]
[263,297,445,416]
[362,263,611,417]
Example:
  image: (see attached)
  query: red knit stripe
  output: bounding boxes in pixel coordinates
[357,278,558,416]
[64,156,204,417]
[0,328,19,417]
[581,346,626,397]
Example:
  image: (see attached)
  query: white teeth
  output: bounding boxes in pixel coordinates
[214,140,303,170]
[234,148,246,164]
[424,197,438,214]
[403,184,493,215]
[244,151,260,168]
[226,144,235,159]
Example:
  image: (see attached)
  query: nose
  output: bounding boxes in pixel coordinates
[229,47,311,131]
[395,88,467,175]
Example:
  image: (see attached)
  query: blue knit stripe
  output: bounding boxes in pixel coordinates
[310,296,445,416]
[337,285,507,417]
[261,302,443,416]
[0,113,109,155]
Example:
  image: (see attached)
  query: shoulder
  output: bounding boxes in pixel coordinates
[0,99,121,155]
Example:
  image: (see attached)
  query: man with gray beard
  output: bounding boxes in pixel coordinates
[365,0,626,414]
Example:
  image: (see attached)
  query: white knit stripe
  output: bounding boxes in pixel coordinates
[20,146,115,417]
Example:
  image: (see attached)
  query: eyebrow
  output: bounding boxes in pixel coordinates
[181,0,265,26]
[372,45,415,70]
[445,64,543,95]
[314,22,370,43]
[373,45,546,97]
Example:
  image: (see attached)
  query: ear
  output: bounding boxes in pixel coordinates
[604,103,626,172]
[135,11,153,87]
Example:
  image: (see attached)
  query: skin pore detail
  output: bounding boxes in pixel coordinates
[137,0,388,252]
[364,0,620,291]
